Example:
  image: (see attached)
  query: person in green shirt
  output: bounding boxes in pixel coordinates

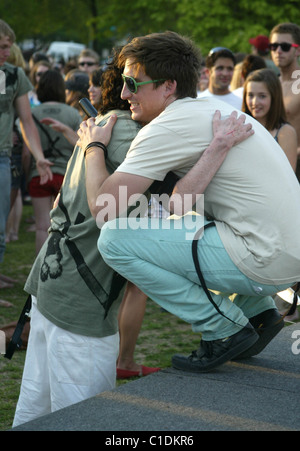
[13,48,141,428]
[0,20,52,301]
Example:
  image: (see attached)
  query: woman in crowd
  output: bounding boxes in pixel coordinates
[243,68,298,320]
[28,60,52,106]
[40,68,104,147]
[242,68,297,170]
[88,68,104,111]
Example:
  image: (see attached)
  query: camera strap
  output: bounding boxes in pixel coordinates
[192,222,298,327]
[4,295,32,360]
[192,222,242,326]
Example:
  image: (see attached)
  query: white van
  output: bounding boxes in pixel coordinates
[47,41,86,62]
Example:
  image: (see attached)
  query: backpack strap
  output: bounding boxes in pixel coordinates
[32,114,63,158]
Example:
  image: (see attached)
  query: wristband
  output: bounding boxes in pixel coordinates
[84,141,108,159]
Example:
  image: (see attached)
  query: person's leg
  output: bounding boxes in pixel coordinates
[48,325,119,413]
[31,196,53,254]
[13,299,51,427]
[117,282,160,378]
[117,282,147,372]
[0,156,11,263]
[6,189,23,242]
[99,217,290,368]
[0,157,13,295]
[99,217,250,341]
[99,217,262,371]
[13,297,120,427]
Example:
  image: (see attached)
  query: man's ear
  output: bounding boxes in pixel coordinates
[204,67,210,77]
[164,79,177,97]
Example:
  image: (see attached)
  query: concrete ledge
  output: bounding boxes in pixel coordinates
[11,323,300,431]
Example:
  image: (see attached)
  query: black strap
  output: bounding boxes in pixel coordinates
[281,282,300,319]
[149,171,180,196]
[32,114,63,158]
[192,223,299,328]
[56,194,125,317]
[192,222,244,327]
[4,295,32,360]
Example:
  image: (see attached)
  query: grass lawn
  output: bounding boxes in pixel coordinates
[0,204,200,431]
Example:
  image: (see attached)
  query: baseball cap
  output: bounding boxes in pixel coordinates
[249,35,270,52]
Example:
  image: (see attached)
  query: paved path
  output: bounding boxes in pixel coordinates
[11,323,300,432]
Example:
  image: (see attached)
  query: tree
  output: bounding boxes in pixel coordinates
[1,0,300,58]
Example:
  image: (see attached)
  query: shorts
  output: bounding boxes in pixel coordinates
[28,174,64,198]
[13,298,119,427]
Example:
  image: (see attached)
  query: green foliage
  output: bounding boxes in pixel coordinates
[1,0,300,57]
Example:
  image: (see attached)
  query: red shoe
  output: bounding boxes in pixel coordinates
[117,365,161,379]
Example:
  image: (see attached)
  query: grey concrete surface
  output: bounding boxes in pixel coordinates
[11,323,300,432]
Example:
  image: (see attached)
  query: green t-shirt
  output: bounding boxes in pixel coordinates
[29,102,82,180]
[0,63,33,156]
[24,110,141,337]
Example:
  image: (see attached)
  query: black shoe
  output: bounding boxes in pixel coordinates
[172,323,259,373]
[234,309,284,360]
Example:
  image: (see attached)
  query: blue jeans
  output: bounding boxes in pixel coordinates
[0,156,11,263]
[98,216,290,341]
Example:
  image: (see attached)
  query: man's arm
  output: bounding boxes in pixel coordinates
[169,111,254,215]
[15,94,53,184]
[78,111,254,221]
[84,145,153,219]
[79,115,153,219]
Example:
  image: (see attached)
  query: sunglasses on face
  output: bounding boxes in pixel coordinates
[269,42,299,52]
[121,74,166,93]
[79,61,97,67]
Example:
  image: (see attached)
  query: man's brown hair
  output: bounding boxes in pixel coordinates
[118,31,202,99]
[270,22,300,45]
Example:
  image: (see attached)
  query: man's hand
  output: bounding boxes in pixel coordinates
[36,158,54,185]
[41,117,67,133]
[77,115,118,151]
[212,110,254,150]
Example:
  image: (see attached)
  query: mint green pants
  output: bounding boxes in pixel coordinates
[98,216,289,340]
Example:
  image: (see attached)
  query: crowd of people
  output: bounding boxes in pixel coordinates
[0,18,300,428]
[1,32,105,260]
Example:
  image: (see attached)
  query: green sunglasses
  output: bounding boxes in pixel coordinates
[122,74,166,93]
